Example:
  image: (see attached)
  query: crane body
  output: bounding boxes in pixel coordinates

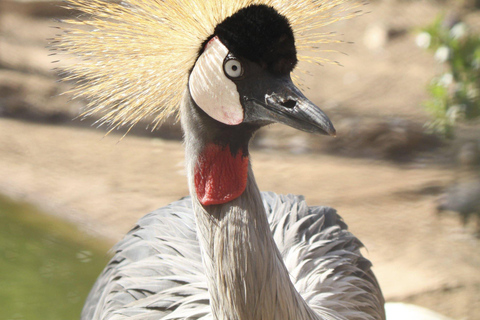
[56,1,387,319]
[82,193,383,320]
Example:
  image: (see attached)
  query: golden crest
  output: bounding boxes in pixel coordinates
[55,0,363,131]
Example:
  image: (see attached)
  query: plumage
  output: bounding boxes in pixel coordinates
[82,193,384,320]
[57,1,385,319]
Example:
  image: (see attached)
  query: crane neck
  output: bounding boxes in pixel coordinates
[181,91,319,320]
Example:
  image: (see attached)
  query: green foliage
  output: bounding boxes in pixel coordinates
[417,14,480,138]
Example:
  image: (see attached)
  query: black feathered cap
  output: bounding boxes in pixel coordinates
[214,4,298,75]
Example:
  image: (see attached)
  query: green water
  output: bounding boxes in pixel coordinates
[0,196,111,320]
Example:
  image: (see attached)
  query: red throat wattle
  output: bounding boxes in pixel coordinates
[194,143,249,206]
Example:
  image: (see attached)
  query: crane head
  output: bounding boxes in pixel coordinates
[57,1,361,132]
[188,5,336,136]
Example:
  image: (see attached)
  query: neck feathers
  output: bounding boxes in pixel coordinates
[192,168,318,320]
[181,92,318,320]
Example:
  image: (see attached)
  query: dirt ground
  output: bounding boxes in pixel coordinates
[1,0,480,319]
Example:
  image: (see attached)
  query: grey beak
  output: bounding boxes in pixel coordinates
[242,75,336,136]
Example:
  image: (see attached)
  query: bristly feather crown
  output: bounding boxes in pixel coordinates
[54,0,364,132]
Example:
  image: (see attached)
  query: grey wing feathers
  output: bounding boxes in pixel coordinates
[82,193,385,320]
[81,198,211,320]
[263,192,385,320]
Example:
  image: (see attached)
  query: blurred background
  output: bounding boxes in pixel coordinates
[1,0,480,319]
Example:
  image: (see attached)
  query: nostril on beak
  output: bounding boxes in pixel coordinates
[282,99,297,109]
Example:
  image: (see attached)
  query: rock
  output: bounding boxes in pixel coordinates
[437,176,480,236]
[457,141,480,168]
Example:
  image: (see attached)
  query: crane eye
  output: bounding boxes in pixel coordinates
[223,58,243,79]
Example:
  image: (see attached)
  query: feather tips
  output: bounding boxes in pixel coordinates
[55,0,363,131]
[81,193,383,320]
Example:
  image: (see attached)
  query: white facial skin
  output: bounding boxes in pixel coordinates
[189,36,244,125]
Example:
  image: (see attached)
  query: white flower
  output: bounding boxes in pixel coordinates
[434,46,450,63]
[438,73,453,87]
[450,22,467,39]
[416,32,431,48]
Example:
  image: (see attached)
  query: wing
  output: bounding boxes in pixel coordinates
[82,193,385,320]
[263,192,386,320]
[81,197,211,320]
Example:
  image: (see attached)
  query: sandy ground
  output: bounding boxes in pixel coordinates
[1,0,480,319]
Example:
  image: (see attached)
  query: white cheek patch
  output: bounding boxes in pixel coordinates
[189,37,244,125]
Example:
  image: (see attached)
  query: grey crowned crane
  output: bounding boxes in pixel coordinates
[56,1,386,319]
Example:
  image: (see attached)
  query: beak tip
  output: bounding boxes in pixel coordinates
[325,123,336,137]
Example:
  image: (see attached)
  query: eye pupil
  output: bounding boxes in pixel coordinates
[224,58,243,78]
